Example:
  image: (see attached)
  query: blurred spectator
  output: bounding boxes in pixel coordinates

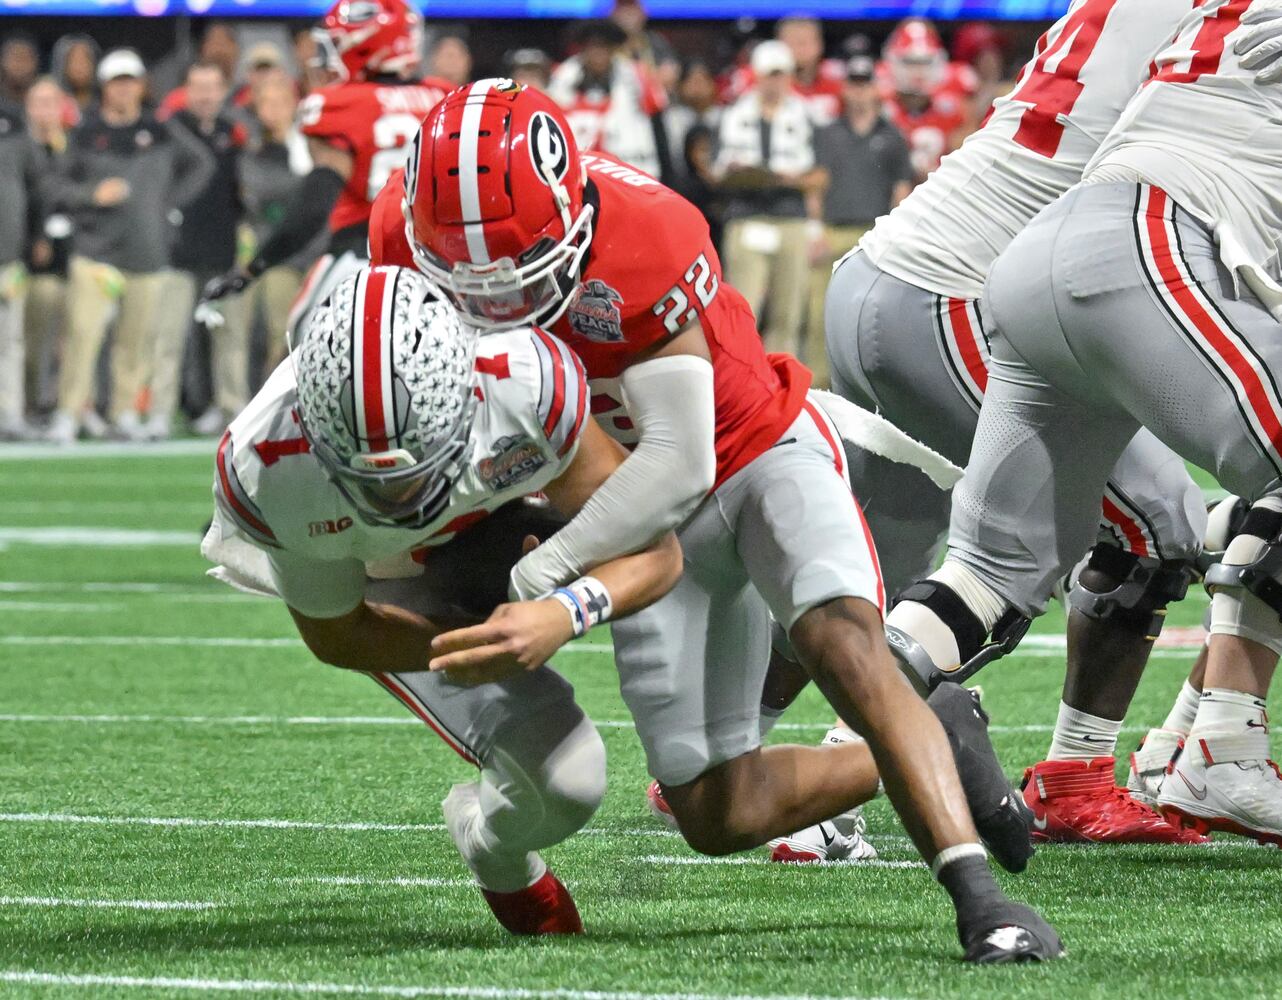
[952,21,1010,128]
[805,54,912,385]
[671,123,723,253]
[51,34,99,122]
[663,59,721,178]
[240,43,291,106]
[429,31,472,88]
[776,16,844,126]
[292,28,327,94]
[44,49,214,444]
[23,77,73,417]
[878,18,970,181]
[238,73,320,377]
[610,0,680,94]
[715,39,822,362]
[1,35,40,106]
[200,22,241,83]
[549,19,668,180]
[0,97,41,438]
[151,61,249,440]
[505,48,551,91]
[160,21,246,119]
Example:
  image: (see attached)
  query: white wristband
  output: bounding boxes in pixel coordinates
[551,576,614,637]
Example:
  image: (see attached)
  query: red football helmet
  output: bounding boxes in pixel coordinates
[314,0,423,82]
[883,18,946,97]
[403,79,593,332]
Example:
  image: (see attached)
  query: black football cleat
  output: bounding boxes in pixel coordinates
[961,901,1065,964]
[928,684,1035,873]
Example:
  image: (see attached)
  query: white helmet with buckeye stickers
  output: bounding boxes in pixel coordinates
[291,265,479,530]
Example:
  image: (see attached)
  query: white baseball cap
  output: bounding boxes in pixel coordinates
[98,49,146,84]
[751,39,796,77]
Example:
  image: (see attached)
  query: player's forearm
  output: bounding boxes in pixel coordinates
[290,600,444,674]
[508,354,716,600]
[250,166,346,273]
[581,531,682,621]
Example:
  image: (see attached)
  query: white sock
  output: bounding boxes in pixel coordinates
[1046,701,1124,761]
[1189,687,1268,739]
[933,561,1007,632]
[1160,680,1203,735]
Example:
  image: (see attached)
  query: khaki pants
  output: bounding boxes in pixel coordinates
[25,273,66,412]
[723,216,810,359]
[59,256,167,420]
[151,269,250,420]
[248,265,304,377]
[805,224,869,389]
[0,263,27,427]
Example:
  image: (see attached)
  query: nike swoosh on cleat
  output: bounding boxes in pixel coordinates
[819,824,836,847]
[1177,769,1209,801]
[1032,814,1049,831]
[1247,720,1269,731]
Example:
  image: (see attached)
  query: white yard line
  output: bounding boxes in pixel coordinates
[0,439,216,460]
[0,896,218,911]
[640,855,924,870]
[0,527,198,547]
[0,635,1194,661]
[0,601,119,612]
[0,635,615,652]
[0,713,1144,736]
[0,971,889,1000]
[0,812,680,839]
[0,501,211,514]
[275,876,471,888]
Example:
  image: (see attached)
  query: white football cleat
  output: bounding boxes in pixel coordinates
[769,809,878,864]
[1127,727,1184,808]
[1159,731,1282,846]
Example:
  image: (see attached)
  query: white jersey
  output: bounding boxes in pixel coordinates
[209,328,587,614]
[858,0,1188,300]
[1086,0,1282,316]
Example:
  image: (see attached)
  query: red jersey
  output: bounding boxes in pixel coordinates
[298,76,451,234]
[885,91,966,179]
[370,151,811,489]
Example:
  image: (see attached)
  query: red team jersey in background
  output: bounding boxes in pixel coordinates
[298,76,451,234]
[369,151,812,490]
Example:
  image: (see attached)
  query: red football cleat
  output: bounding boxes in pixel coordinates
[646,780,679,830]
[480,870,584,935]
[1021,757,1209,845]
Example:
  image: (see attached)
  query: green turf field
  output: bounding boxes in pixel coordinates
[1,442,1279,1000]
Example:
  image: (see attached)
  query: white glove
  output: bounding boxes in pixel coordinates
[1235,0,1282,85]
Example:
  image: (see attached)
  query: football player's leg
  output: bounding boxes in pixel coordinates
[825,249,981,470]
[1027,432,1209,844]
[612,500,885,857]
[730,409,1055,960]
[883,189,1145,692]
[382,662,603,934]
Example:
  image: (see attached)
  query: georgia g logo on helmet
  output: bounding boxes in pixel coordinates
[528,111,570,190]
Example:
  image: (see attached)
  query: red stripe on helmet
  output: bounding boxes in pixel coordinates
[361,268,392,452]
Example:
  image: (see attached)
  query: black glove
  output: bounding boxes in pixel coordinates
[200,266,255,305]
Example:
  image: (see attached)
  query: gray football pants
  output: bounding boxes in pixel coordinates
[949,181,1277,616]
[826,245,1205,603]
[359,503,605,892]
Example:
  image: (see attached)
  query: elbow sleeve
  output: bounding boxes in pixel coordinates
[508,354,716,600]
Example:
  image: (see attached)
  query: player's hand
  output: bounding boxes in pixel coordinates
[92,177,130,207]
[427,598,574,685]
[200,267,253,305]
[1237,0,1282,85]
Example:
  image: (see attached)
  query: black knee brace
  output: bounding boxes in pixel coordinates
[1067,544,1193,640]
[1204,500,1282,620]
